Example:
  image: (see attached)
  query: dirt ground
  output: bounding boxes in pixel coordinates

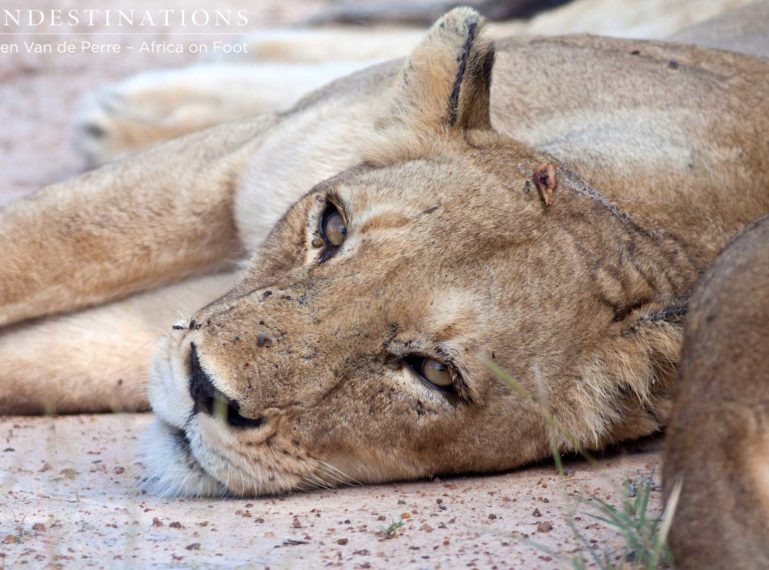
[0,415,664,568]
[0,1,666,567]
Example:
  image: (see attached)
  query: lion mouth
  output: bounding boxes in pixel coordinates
[170,421,226,487]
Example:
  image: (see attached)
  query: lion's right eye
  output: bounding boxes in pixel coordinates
[319,205,347,248]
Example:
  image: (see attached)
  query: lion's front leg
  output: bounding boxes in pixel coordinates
[0,272,237,414]
[0,117,272,328]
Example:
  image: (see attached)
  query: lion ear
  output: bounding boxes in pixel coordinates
[385,7,495,133]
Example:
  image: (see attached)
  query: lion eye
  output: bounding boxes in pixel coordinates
[421,358,453,388]
[319,206,347,248]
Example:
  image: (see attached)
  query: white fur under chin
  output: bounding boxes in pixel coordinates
[139,418,228,498]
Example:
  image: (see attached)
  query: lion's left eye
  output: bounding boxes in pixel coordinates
[406,356,455,389]
[421,358,453,387]
[319,206,347,248]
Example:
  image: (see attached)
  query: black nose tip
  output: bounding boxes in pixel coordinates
[188,343,264,429]
[188,344,224,416]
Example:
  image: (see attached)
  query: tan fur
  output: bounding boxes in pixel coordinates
[663,216,769,570]
[0,272,236,414]
[72,0,752,167]
[1,11,769,570]
[0,118,269,327]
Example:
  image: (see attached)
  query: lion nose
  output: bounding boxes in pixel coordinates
[188,343,264,429]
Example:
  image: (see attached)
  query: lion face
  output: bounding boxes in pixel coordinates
[144,8,689,497]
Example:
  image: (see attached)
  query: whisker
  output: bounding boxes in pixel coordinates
[319,460,360,486]
[315,467,347,486]
[146,326,174,340]
[305,473,332,490]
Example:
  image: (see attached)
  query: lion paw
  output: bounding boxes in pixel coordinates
[71,67,224,167]
[71,61,367,167]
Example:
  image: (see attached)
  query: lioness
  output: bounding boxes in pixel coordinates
[1,4,769,565]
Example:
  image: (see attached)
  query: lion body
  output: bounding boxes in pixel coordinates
[72,0,759,166]
[664,215,769,570]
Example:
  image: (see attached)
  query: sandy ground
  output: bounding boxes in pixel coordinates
[0,1,666,567]
[0,415,664,568]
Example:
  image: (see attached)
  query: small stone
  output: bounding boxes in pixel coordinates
[537,521,553,533]
[337,538,348,545]
[59,468,78,479]
[185,543,201,551]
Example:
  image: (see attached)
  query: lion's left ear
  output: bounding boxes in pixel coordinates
[383,7,495,133]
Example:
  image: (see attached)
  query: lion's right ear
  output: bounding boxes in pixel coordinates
[381,7,495,134]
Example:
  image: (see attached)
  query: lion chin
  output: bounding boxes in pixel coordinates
[139,418,227,498]
[144,344,315,499]
[140,415,334,499]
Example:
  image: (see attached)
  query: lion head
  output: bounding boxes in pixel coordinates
[144,8,695,497]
